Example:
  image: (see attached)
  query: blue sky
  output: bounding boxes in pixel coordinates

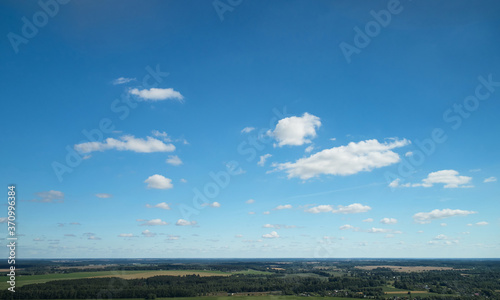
[1,0,499,258]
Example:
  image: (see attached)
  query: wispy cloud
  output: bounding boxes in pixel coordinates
[413,208,477,224]
[30,190,64,203]
[112,77,135,85]
[75,135,175,154]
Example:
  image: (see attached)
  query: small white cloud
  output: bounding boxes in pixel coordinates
[306,203,371,214]
[413,208,477,224]
[32,190,65,203]
[241,127,255,133]
[248,211,256,215]
[129,87,183,101]
[95,193,112,199]
[202,202,221,208]
[142,230,156,237]
[176,219,197,226]
[405,151,413,157]
[339,224,355,230]
[363,218,374,223]
[145,202,171,210]
[140,219,169,226]
[440,223,447,227]
[166,235,179,240]
[262,231,279,238]
[257,154,272,166]
[112,77,135,85]
[235,234,243,238]
[267,113,321,147]
[144,175,173,189]
[263,211,270,215]
[389,179,400,188]
[484,177,497,183]
[367,228,391,233]
[118,233,134,237]
[433,234,448,240]
[275,204,292,210]
[88,235,101,240]
[166,155,183,166]
[411,170,473,188]
[475,221,489,226]
[75,135,175,154]
[305,145,314,153]
[0,217,7,223]
[246,199,255,204]
[380,218,398,224]
[151,130,172,142]
[180,178,187,183]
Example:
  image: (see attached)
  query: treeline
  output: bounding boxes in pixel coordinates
[0,274,385,299]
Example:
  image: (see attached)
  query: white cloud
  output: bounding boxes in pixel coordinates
[166,155,183,166]
[306,203,371,214]
[267,113,321,147]
[0,217,7,223]
[262,231,279,238]
[367,228,391,233]
[484,176,497,183]
[273,139,409,180]
[151,130,172,142]
[416,170,472,188]
[305,145,314,153]
[475,221,489,226]
[166,235,179,240]
[413,209,477,224]
[241,127,255,133]
[257,154,272,166]
[389,179,400,188]
[144,175,173,189]
[118,233,134,237]
[380,218,398,224]
[440,223,447,227]
[142,230,156,237]
[32,190,64,203]
[434,234,448,240]
[176,219,197,226]
[275,204,292,210]
[202,202,221,208]
[180,178,187,183]
[95,193,112,199]
[112,77,135,85]
[405,151,413,157]
[145,202,171,210]
[263,211,270,215]
[140,219,169,226]
[129,87,183,101]
[363,218,374,223]
[339,224,355,230]
[75,135,175,154]
[246,199,255,204]
[262,224,296,229]
[88,236,101,240]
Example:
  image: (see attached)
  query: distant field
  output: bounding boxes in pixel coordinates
[44,297,355,300]
[0,269,229,289]
[355,265,458,272]
[232,269,273,275]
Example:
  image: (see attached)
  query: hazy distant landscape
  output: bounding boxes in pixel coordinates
[1,258,500,299]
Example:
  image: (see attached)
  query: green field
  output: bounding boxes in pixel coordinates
[231,269,273,275]
[0,269,229,290]
[44,297,355,300]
